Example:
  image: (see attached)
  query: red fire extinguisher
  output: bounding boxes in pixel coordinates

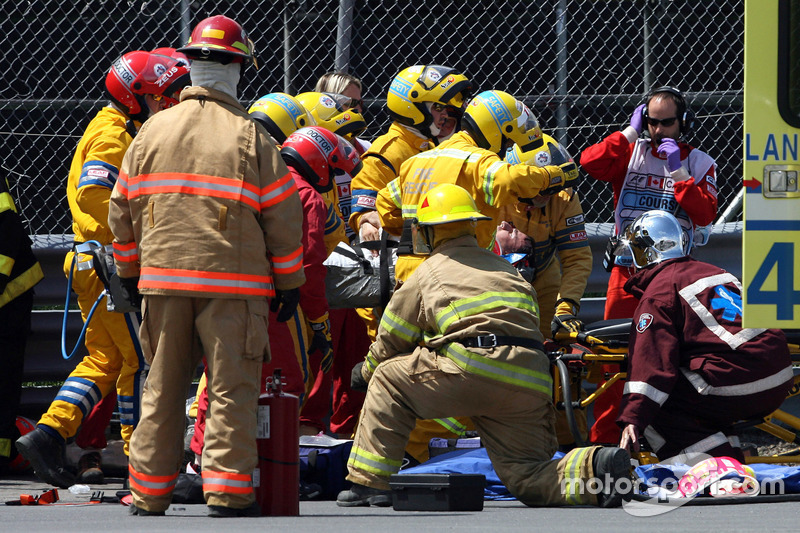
[255,368,299,516]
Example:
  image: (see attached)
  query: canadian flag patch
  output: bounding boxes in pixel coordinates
[636,313,654,333]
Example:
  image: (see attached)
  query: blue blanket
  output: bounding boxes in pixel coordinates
[398,448,800,500]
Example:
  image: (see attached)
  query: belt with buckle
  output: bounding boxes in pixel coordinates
[458,334,544,351]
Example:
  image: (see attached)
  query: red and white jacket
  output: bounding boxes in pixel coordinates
[580,132,718,266]
[617,256,792,431]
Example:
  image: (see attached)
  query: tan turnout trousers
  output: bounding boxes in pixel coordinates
[347,350,603,507]
[128,295,267,512]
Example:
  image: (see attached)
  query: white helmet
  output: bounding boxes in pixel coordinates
[624,211,690,268]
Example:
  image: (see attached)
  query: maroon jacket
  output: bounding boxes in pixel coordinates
[617,256,792,430]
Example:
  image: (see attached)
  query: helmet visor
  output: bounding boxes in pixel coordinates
[516,105,544,152]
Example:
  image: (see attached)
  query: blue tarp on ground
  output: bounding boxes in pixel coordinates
[398,448,800,500]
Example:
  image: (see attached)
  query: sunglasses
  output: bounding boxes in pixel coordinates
[345,98,363,109]
[646,116,678,127]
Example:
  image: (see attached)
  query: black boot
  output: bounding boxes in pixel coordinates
[15,427,76,488]
[592,447,632,508]
[207,501,261,517]
[336,483,392,507]
[77,451,105,484]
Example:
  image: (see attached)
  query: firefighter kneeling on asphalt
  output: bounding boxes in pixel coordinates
[337,184,632,508]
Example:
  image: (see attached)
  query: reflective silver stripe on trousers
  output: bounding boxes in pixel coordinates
[681,366,793,396]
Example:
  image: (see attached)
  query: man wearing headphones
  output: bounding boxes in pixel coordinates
[579,87,718,445]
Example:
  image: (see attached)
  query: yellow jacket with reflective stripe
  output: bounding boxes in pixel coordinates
[362,235,551,395]
[498,190,592,313]
[109,86,305,298]
[348,123,434,233]
[0,181,43,308]
[67,106,136,245]
[376,131,565,281]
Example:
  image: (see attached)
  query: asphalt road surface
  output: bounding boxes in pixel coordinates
[3,471,800,533]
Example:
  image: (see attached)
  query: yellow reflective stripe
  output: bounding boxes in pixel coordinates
[348,445,402,477]
[0,192,17,213]
[443,342,552,394]
[387,178,402,209]
[563,447,592,505]
[380,308,423,343]
[0,262,43,308]
[435,291,538,334]
[432,417,468,435]
[401,204,418,219]
[364,349,380,373]
[412,148,481,162]
[483,160,505,206]
[0,254,13,277]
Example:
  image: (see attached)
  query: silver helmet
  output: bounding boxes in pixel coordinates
[624,211,690,268]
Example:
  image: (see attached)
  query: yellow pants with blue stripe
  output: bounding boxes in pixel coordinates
[37,252,144,454]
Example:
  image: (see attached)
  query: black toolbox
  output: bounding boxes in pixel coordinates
[389,473,485,511]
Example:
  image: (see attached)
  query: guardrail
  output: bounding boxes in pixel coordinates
[21,225,743,418]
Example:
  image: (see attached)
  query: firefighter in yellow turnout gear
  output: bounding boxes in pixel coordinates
[376,91,579,462]
[497,135,593,446]
[16,50,190,489]
[337,185,630,508]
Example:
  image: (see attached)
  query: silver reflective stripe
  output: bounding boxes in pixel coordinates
[624,380,670,406]
[681,366,793,396]
[678,273,766,349]
[643,426,666,453]
[683,431,729,454]
[202,475,252,489]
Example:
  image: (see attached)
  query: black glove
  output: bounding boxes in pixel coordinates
[110,274,142,313]
[551,313,585,339]
[308,314,334,373]
[350,361,368,392]
[270,287,300,322]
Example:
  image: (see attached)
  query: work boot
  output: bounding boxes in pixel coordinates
[77,451,105,484]
[129,503,166,516]
[592,447,632,508]
[15,427,76,488]
[336,483,392,507]
[207,501,261,518]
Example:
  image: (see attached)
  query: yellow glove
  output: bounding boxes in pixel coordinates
[551,298,584,338]
[308,312,334,373]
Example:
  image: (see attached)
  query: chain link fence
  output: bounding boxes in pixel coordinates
[1,0,743,235]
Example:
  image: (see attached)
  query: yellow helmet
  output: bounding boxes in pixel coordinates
[248,93,314,144]
[462,90,543,156]
[386,65,472,139]
[295,91,367,140]
[416,183,491,225]
[506,133,576,169]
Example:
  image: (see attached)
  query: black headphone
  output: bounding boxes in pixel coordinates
[644,86,696,135]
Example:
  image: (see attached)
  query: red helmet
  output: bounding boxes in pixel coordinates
[149,47,192,108]
[281,127,362,193]
[105,50,191,122]
[177,15,256,67]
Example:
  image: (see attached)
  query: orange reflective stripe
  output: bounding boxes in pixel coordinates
[128,464,178,496]
[202,470,254,495]
[116,171,130,195]
[113,241,139,263]
[261,172,297,208]
[271,246,303,275]
[124,172,296,212]
[127,172,263,210]
[140,266,275,296]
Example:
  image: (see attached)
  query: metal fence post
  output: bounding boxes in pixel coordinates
[335,0,356,73]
